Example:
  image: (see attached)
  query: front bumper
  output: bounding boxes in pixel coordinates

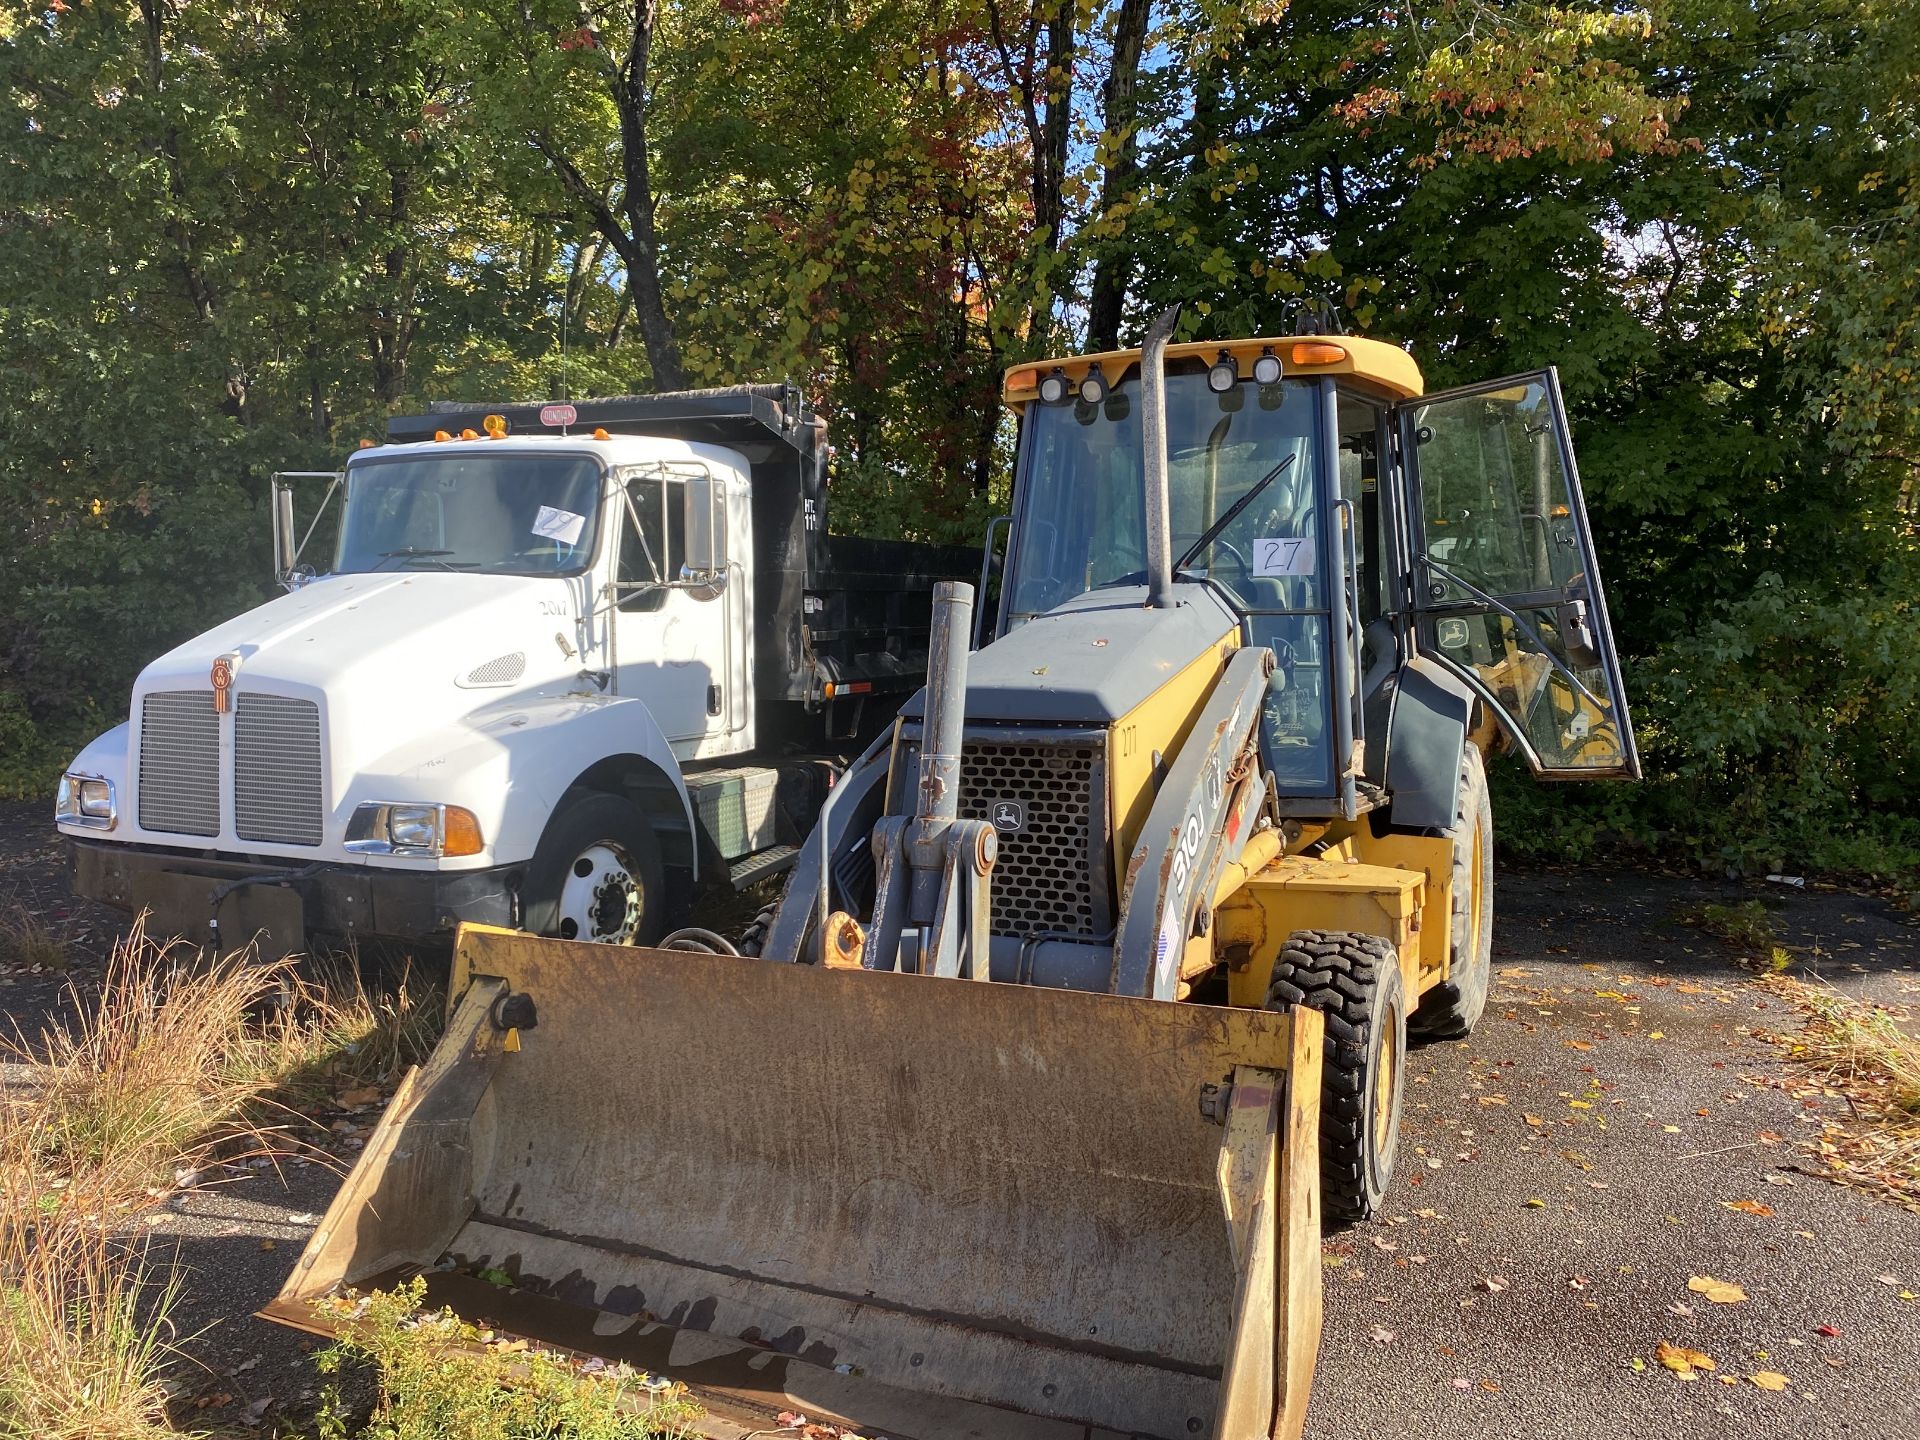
[69,838,522,956]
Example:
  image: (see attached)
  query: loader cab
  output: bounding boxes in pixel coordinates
[997,338,1638,821]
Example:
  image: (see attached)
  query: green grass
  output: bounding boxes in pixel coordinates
[1680,899,1775,952]
[315,1279,705,1440]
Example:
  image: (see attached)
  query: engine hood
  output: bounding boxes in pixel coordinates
[131,571,593,822]
[906,582,1243,726]
[138,571,585,701]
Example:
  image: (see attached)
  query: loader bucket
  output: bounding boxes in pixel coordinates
[264,925,1324,1440]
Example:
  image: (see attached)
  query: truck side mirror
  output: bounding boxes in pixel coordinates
[270,470,343,591]
[680,472,729,600]
[272,481,297,588]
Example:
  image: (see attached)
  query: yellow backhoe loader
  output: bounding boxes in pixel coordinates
[265,307,1639,1439]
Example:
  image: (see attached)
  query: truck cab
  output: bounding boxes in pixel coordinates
[57,386,974,955]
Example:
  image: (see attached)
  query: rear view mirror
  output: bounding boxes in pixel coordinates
[680,472,728,600]
[270,471,343,591]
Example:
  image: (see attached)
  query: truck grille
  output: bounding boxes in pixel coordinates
[137,692,220,837]
[234,694,324,846]
[958,738,1105,938]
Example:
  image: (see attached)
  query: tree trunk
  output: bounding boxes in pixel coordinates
[613,0,686,390]
[1085,0,1153,349]
[528,1,685,391]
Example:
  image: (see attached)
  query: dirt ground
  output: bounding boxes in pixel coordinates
[4,801,1918,1439]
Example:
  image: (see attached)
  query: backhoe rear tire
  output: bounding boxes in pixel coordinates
[1264,929,1407,1224]
[1411,743,1494,1039]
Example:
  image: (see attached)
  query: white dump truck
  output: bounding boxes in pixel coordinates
[55,386,977,956]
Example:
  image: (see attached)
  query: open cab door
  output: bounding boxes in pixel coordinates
[1396,369,1640,779]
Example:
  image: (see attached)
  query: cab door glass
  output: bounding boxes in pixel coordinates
[1400,371,1638,778]
[618,474,683,612]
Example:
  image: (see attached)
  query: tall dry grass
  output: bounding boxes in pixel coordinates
[6,924,293,1211]
[0,1181,187,1440]
[1767,975,1920,1204]
[0,920,441,1438]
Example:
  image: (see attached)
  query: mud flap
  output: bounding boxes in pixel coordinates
[264,925,1323,1440]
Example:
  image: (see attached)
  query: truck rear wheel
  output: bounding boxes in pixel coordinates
[1264,929,1407,1224]
[523,791,667,946]
[1412,743,1493,1038]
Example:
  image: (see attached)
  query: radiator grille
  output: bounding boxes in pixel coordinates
[958,739,1102,937]
[137,692,220,836]
[234,694,323,846]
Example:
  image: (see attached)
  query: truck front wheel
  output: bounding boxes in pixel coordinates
[523,791,667,946]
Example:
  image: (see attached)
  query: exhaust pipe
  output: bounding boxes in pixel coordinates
[909,580,974,922]
[1140,303,1181,609]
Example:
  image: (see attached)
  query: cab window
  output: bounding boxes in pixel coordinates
[618,473,684,612]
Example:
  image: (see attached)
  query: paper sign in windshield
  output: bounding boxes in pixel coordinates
[531,505,586,546]
[1253,537,1316,577]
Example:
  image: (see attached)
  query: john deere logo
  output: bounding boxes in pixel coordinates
[990,800,1025,833]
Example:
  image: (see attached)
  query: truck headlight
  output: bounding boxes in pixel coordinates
[55,774,116,830]
[345,802,484,857]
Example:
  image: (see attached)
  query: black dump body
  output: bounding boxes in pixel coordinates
[388,387,978,735]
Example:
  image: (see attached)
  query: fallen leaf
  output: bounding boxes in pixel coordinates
[1479,1379,1501,1392]
[1688,1274,1748,1304]
[1524,1197,1546,1209]
[1657,1341,1717,1378]
[1750,1371,1790,1391]
[1452,1377,1472,1391]
[336,1086,383,1108]
[1876,1274,1901,1286]
[1649,1030,1665,1039]
[1476,1275,1510,1293]
[1724,1199,1774,1217]
[1758,1130,1784,1146]
[1568,1039,1594,1051]
[1368,1325,1395,1344]
[1523,1113,1548,1128]
[1814,1324,1842,1338]
[258,1239,276,1251]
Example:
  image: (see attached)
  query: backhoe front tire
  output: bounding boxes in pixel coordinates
[1264,929,1407,1224]
[1412,743,1494,1038]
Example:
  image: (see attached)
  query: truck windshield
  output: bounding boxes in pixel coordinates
[1005,373,1322,622]
[334,454,604,576]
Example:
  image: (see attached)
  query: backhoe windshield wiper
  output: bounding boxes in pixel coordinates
[1175,454,1296,574]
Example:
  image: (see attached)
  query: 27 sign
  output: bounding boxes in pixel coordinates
[1253,537,1316,577]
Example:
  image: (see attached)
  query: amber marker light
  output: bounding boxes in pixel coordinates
[592,427,612,441]
[1290,341,1348,366]
[433,429,453,442]
[443,806,485,857]
[483,413,508,439]
[459,427,480,440]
